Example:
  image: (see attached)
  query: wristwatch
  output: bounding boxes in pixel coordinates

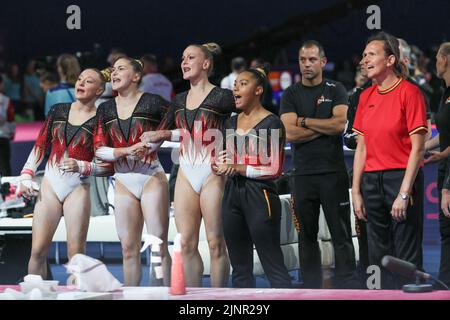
[399,192,410,201]
[300,117,307,128]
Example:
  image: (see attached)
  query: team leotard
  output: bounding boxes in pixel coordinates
[95,93,172,199]
[21,103,111,202]
[167,87,235,193]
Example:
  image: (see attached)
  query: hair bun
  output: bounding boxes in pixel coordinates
[100,68,112,82]
[202,42,222,56]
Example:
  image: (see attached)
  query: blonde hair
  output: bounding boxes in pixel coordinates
[190,42,222,76]
[100,68,112,83]
[56,54,81,86]
[439,42,450,57]
[85,68,111,92]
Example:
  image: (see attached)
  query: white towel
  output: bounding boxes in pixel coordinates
[65,254,122,292]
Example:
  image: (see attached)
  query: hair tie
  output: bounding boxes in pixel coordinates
[254,67,267,78]
[100,68,112,82]
[135,59,144,69]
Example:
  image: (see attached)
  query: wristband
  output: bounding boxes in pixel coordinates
[246,166,259,178]
[20,169,35,178]
[170,130,181,142]
[95,147,116,161]
[76,160,92,176]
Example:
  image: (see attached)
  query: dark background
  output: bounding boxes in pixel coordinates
[0,0,448,71]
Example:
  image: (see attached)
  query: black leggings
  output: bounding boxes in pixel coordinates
[222,177,291,288]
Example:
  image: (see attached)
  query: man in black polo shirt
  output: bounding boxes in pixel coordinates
[280,40,356,289]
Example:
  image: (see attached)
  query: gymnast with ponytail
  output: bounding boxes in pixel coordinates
[140,43,235,287]
[215,68,292,288]
[18,68,112,279]
[94,56,173,286]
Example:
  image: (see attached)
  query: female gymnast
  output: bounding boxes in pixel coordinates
[18,68,110,278]
[94,57,172,286]
[215,68,292,288]
[140,43,234,287]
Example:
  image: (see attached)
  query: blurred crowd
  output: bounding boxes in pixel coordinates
[0,40,445,124]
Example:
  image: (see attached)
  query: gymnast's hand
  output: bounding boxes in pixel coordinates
[140,131,164,144]
[127,142,147,159]
[18,174,38,199]
[214,163,236,176]
[59,158,80,173]
[212,150,236,176]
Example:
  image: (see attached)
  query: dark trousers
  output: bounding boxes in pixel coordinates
[355,217,370,282]
[362,169,424,289]
[0,138,11,177]
[291,171,357,288]
[348,167,370,283]
[222,177,292,288]
[438,168,450,287]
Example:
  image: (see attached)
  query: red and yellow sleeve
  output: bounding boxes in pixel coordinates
[352,99,365,136]
[406,86,428,136]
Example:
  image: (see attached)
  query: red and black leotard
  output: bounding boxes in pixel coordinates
[162,87,235,193]
[221,113,291,288]
[222,114,285,181]
[95,92,173,174]
[169,87,235,163]
[22,103,97,175]
[94,92,174,199]
[21,103,109,201]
